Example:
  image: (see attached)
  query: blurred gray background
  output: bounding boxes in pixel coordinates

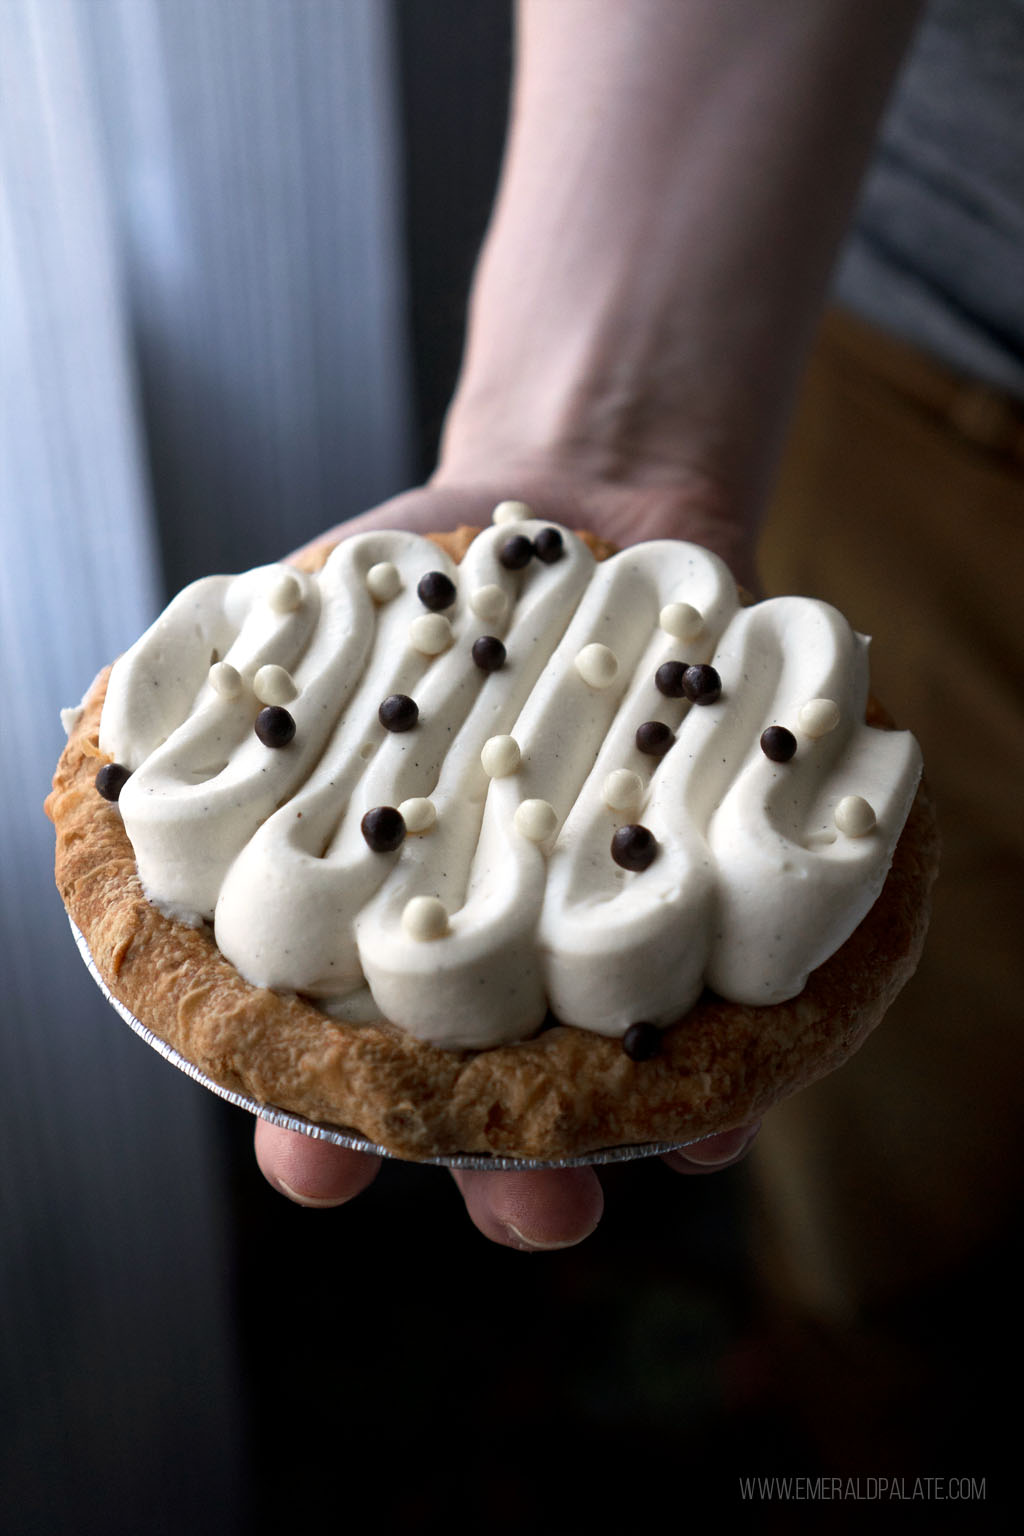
[2,3,516,1530]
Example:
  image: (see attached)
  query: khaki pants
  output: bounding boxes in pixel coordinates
[754,309,1024,1323]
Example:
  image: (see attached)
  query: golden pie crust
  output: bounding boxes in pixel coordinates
[46,527,939,1161]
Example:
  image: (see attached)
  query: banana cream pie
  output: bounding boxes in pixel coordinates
[47,510,938,1159]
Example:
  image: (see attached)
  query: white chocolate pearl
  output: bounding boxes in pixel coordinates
[575,642,619,689]
[603,768,644,813]
[366,561,401,602]
[481,734,521,777]
[514,799,558,843]
[402,895,449,940]
[398,797,436,834]
[835,795,876,837]
[408,613,454,656]
[209,662,243,699]
[799,698,841,738]
[659,602,703,641]
[253,664,298,705]
[470,584,509,624]
[266,570,302,612]
[492,499,532,525]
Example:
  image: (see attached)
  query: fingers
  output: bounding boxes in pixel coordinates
[254,1120,603,1250]
[254,1115,758,1243]
[449,1123,760,1251]
[254,1118,604,1248]
[449,1166,605,1251]
[254,1119,381,1207]
[661,1120,761,1175]
[451,1127,760,1253]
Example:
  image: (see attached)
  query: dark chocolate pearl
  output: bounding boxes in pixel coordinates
[682,663,722,705]
[95,762,131,802]
[655,661,688,698]
[361,805,406,853]
[378,694,419,732]
[499,534,534,571]
[623,1022,662,1061]
[760,725,797,763]
[533,527,564,564]
[472,635,506,672]
[611,823,658,871]
[255,705,296,748]
[417,570,457,611]
[635,720,675,756]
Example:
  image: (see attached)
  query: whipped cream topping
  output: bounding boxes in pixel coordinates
[99,521,921,1049]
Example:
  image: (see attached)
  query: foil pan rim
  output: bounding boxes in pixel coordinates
[70,917,698,1170]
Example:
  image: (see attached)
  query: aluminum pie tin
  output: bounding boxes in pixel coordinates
[71,917,698,1170]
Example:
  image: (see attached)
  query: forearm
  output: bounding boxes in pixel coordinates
[439,0,921,538]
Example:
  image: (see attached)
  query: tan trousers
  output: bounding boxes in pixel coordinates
[753,308,1024,1324]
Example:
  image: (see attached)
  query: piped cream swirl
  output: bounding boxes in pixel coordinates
[100,522,921,1049]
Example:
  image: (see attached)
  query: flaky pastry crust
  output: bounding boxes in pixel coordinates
[47,526,939,1160]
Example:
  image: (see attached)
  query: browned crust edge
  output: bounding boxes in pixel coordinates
[46,526,940,1160]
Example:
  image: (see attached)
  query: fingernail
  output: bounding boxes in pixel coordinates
[275,1177,348,1209]
[685,1121,762,1167]
[503,1223,589,1252]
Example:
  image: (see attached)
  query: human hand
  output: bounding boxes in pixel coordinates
[255,0,925,1246]
[296,463,758,594]
[254,1117,762,1250]
[262,468,759,1248]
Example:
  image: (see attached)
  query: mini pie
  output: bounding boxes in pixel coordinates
[47,517,939,1161]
